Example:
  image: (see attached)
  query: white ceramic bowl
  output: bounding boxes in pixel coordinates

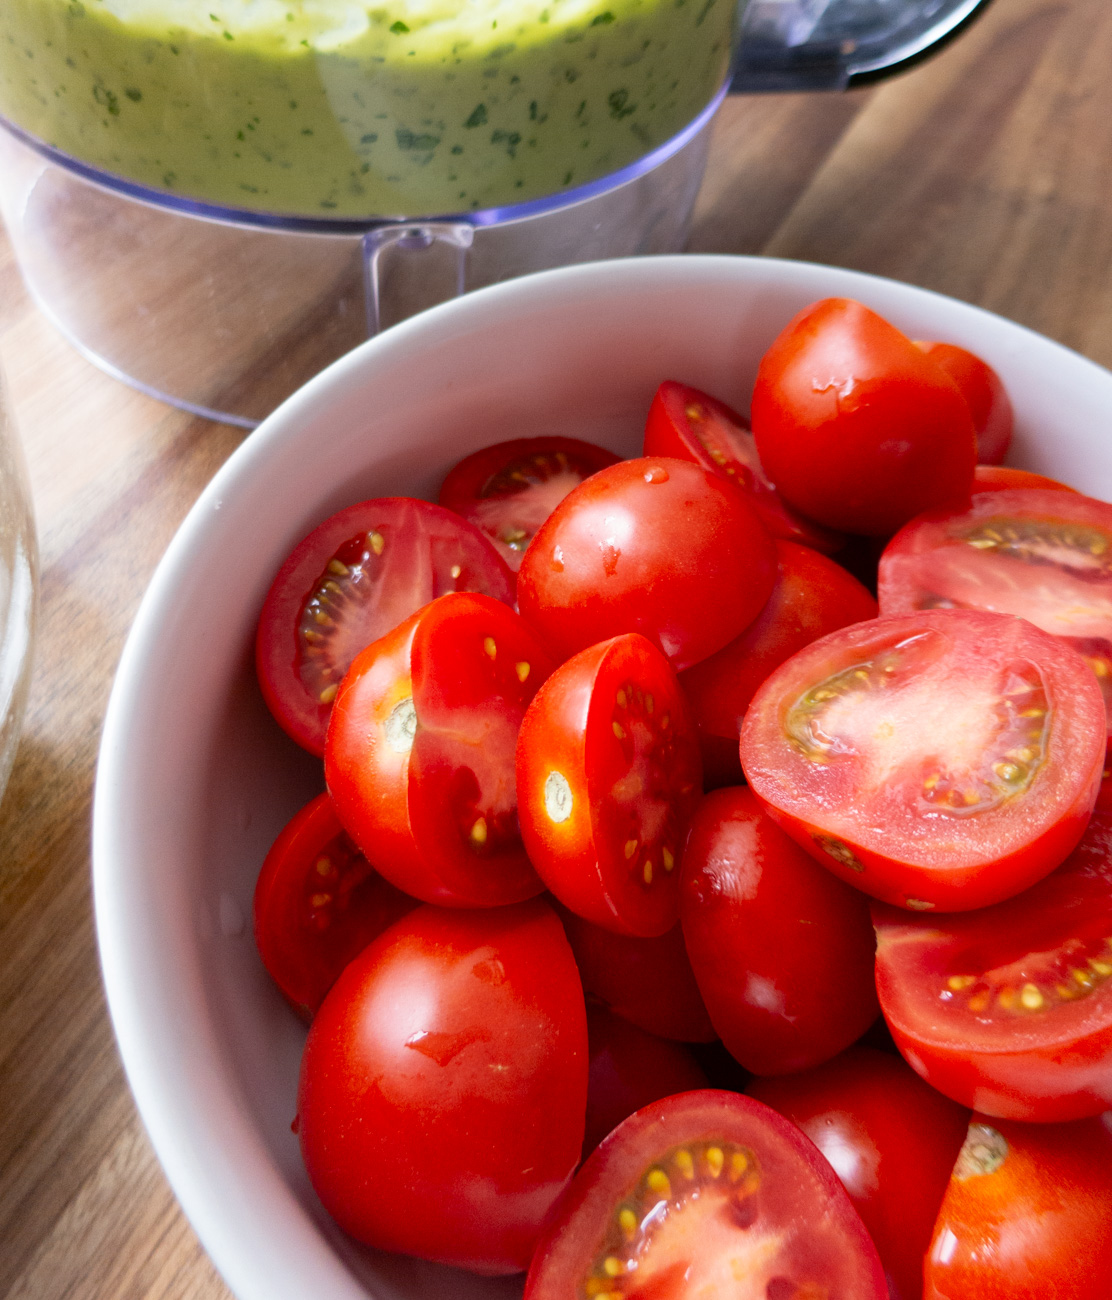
[93,255,1112,1300]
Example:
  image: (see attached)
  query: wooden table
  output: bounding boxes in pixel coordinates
[2,0,1110,1292]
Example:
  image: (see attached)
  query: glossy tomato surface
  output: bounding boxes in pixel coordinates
[438,435,620,569]
[642,380,843,553]
[925,1114,1112,1299]
[751,298,976,536]
[915,341,1013,465]
[873,813,1112,1121]
[516,633,702,937]
[517,456,778,671]
[256,497,514,754]
[525,1089,887,1300]
[741,608,1105,912]
[680,786,879,1074]
[679,540,878,786]
[252,792,416,1017]
[325,591,552,907]
[297,900,587,1274]
[559,906,716,1042]
[749,1046,970,1300]
[583,1006,708,1156]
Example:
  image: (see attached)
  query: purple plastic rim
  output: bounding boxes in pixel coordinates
[0,84,726,237]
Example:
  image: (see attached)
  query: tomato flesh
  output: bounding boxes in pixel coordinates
[516,633,702,937]
[257,497,514,754]
[740,608,1105,911]
[439,435,621,569]
[525,1090,887,1300]
[874,813,1112,1121]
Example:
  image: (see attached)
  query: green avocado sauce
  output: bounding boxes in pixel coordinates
[0,0,734,217]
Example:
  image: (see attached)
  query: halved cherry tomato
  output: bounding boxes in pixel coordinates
[972,465,1077,494]
[740,608,1105,912]
[298,899,587,1274]
[256,497,515,754]
[915,341,1014,465]
[642,380,844,553]
[749,1046,970,1300]
[438,435,621,569]
[873,814,1112,1122]
[517,456,778,671]
[680,787,879,1074]
[325,592,553,907]
[925,1114,1112,1299]
[583,1005,708,1157]
[525,1090,888,1299]
[558,905,717,1042]
[679,540,878,787]
[516,633,702,937]
[751,298,976,536]
[252,792,416,1017]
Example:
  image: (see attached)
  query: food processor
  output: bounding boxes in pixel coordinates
[0,0,990,426]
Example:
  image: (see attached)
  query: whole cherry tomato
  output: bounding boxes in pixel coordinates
[915,340,1014,465]
[517,456,778,671]
[751,298,976,536]
[297,900,588,1274]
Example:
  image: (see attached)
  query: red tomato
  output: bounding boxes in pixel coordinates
[751,298,977,536]
[642,380,844,553]
[741,608,1105,912]
[583,1005,708,1156]
[517,456,778,671]
[516,633,702,937]
[438,435,621,570]
[252,793,416,1017]
[679,540,878,787]
[325,592,553,907]
[925,1114,1112,1299]
[297,900,587,1274]
[748,1047,970,1300]
[256,497,515,754]
[525,1090,888,1299]
[915,341,1014,465]
[680,786,879,1074]
[873,814,1112,1122]
[559,906,717,1042]
[972,464,1077,494]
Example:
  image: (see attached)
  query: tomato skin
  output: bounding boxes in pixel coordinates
[297,899,588,1274]
[325,592,553,908]
[256,497,515,756]
[583,1006,708,1156]
[972,464,1077,494]
[679,540,878,787]
[915,341,1013,466]
[438,435,621,569]
[751,298,977,536]
[680,786,879,1074]
[516,633,702,937]
[558,906,717,1042]
[873,815,1112,1123]
[924,1114,1112,1300]
[252,792,417,1017]
[749,1047,970,1300]
[642,380,844,554]
[517,456,778,671]
[525,1089,888,1300]
[741,608,1106,912]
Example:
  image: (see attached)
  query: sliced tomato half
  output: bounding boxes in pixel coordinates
[438,435,620,569]
[256,497,515,754]
[874,813,1112,1122]
[642,380,844,553]
[972,465,1077,495]
[516,633,702,937]
[525,1090,887,1300]
[740,608,1105,912]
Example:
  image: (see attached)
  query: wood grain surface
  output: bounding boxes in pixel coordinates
[2,0,1111,1294]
